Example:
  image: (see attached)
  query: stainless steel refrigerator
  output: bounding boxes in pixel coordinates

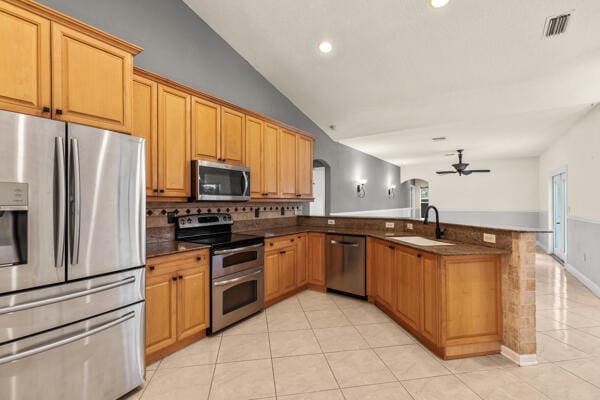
[0,110,146,400]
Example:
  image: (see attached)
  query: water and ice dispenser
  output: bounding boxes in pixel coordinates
[0,182,28,267]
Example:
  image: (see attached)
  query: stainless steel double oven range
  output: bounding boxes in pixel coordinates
[0,110,146,400]
[175,213,264,333]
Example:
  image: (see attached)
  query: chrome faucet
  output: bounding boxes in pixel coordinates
[423,205,445,239]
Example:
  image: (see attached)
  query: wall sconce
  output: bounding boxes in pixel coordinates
[387,184,396,198]
[356,179,367,198]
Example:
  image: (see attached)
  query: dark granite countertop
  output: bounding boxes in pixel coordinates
[239,226,510,256]
[146,241,211,258]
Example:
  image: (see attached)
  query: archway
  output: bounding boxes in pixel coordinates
[310,159,331,215]
[400,178,429,219]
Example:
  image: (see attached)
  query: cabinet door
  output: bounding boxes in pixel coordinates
[132,74,158,197]
[295,235,308,286]
[264,250,281,302]
[221,107,244,165]
[373,241,395,309]
[177,265,210,340]
[146,273,177,356]
[280,246,297,294]
[395,248,421,331]
[51,23,132,132]
[263,123,279,197]
[308,233,325,285]
[279,129,297,197]
[420,254,438,343]
[245,116,263,198]
[191,96,220,162]
[0,1,51,117]
[157,84,191,198]
[296,135,313,198]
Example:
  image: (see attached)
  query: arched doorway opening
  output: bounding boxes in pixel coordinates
[400,178,429,219]
[310,159,331,215]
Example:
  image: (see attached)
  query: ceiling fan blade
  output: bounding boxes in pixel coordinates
[468,169,491,173]
[436,171,457,175]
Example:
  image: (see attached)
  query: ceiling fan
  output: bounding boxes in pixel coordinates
[436,150,491,176]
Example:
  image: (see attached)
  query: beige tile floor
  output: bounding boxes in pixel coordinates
[123,252,600,399]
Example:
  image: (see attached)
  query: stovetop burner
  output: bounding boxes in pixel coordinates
[174,213,263,251]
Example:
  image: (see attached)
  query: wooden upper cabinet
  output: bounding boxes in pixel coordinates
[132,74,157,197]
[279,129,297,197]
[0,1,51,117]
[221,107,244,165]
[177,265,210,341]
[263,123,279,197]
[51,23,133,133]
[245,116,263,198]
[158,84,191,198]
[191,96,220,162]
[296,135,313,198]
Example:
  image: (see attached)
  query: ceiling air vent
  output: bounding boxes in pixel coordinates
[544,13,571,37]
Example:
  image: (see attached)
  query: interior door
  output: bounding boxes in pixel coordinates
[0,111,66,293]
[552,172,568,260]
[67,124,145,280]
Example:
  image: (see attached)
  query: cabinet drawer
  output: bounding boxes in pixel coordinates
[265,235,298,252]
[146,249,209,277]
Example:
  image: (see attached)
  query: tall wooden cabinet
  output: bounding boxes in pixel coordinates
[279,130,297,198]
[0,0,141,131]
[296,135,313,198]
[245,118,281,198]
[191,97,220,162]
[133,70,191,200]
[145,249,210,365]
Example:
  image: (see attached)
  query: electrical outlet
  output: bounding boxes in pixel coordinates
[385,222,395,229]
[406,223,413,230]
[328,219,336,225]
[483,233,496,243]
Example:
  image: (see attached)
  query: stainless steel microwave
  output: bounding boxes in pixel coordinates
[192,160,251,201]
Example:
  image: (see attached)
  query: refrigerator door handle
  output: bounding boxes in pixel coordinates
[0,311,135,366]
[55,137,66,268]
[0,276,136,315]
[70,138,81,265]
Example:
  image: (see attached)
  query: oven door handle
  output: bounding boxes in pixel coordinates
[213,243,264,255]
[213,270,262,287]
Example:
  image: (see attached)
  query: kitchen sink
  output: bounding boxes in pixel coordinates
[390,236,455,246]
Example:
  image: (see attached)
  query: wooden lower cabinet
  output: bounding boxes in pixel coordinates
[367,238,501,359]
[145,249,210,365]
[307,233,325,287]
[280,246,297,295]
[295,234,308,286]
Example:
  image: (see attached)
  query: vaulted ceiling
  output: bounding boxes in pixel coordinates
[184,0,600,165]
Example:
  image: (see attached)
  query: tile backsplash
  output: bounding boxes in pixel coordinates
[147,201,303,243]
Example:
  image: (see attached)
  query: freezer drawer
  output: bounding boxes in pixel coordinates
[0,302,144,400]
[0,268,144,343]
[325,235,366,297]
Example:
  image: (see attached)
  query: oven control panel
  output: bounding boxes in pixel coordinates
[177,213,233,229]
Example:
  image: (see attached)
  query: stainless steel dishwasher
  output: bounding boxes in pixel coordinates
[325,234,366,297]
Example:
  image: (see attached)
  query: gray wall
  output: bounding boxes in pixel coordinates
[567,218,600,294]
[39,0,402,213]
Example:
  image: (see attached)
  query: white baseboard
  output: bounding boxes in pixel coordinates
[501,345,538,367]
[564,262,600,298]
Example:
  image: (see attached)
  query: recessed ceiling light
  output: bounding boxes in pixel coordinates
[430,0,450,8]
[318,41,333,53]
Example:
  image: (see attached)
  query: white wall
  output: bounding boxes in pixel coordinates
[402,157,540,212]
[539,105,600,222]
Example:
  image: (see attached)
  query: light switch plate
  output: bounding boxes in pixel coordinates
[328,219,336,225]
[483,233,496,243]
[406,223,413,230]
[385,222,395,229]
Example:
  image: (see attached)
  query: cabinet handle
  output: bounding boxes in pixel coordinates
[269,243,274,247]
[152,189,158,193]
[55,109,63,115]
[222,159,226,162]
[159,189,165,193]
[197,256,203,261]
[291,239,295,242]
[178,275,183,280]
[388,245,395,250]
[42,106,50,113]
[417,254,422,258]
[171,276,177,282]
[149,265,155,271]
[296,194,302,197]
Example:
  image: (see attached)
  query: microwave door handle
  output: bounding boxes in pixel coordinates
[243,171,249,196]
[70,138,81,265]
[55,137,66,268]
